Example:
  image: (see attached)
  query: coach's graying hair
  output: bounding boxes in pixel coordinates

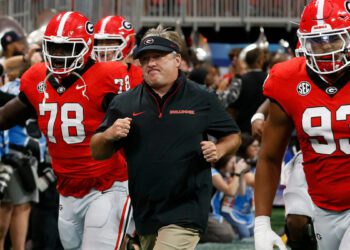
[143,25,182,51]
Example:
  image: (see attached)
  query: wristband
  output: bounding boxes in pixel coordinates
[255,215,271,228]
[251,113,265,124]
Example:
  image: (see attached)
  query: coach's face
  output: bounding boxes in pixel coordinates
[139,50,181,93]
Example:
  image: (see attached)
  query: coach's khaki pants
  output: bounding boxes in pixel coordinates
[139,224,200,250]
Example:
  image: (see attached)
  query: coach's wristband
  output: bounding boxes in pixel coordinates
[251,113,265,124]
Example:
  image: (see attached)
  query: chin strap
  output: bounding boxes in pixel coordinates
[41,72,53,107]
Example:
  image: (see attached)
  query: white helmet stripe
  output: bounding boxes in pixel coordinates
[100,16,113,34]
[316,0,325,25]
[57,11,73,36]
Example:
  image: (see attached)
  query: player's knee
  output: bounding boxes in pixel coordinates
[85,194,112,228]
[58,218,81,249]
[285,214,317,250]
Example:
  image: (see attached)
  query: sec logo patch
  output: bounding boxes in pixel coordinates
[297,81,311,96]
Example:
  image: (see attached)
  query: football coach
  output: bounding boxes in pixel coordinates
[91,26,241,250]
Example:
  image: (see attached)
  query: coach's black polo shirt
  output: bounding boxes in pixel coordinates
[96,71,239,235]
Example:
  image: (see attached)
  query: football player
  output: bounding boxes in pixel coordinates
[252,101,318,250]
[93,15,143,88]
[254,0,350,249]
[0,11,134,249]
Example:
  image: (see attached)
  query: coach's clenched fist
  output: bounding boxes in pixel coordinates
[104,117,132,141]
[90,117,132,160]
[201,141,219,163]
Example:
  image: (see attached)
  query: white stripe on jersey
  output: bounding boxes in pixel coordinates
[57,11,73,36]
[316,0,325,25]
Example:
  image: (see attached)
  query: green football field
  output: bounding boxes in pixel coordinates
[196,207,286,250]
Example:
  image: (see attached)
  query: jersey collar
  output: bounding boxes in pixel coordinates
[306,65,350,97]
[46,58,95,95]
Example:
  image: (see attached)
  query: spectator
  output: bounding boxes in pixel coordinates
[0,30,39,85]
[200,154,248,243]
[226,48,246,80]
[0,30,41,250]
[230,48,267,133]
[91,25,241,250]
[222,133,257,239]
[1,31,27,59]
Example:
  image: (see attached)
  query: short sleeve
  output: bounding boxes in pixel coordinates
[206,92,240,138]
[262,65,291,116]
[88,62,129,110]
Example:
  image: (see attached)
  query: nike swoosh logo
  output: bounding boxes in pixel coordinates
[76,85,85,90]
[132,111,145,117]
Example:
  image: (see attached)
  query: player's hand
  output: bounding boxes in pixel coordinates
[254,216,287,250]
[251,119,264,141]
[200,141,219,163]
[105,117,132,141]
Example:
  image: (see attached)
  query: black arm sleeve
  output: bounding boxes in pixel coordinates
[18,92,37,117]
[0,90,15,107]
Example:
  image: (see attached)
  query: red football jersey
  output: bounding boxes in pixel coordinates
[20,61,130,197]
[128,63,143,87]
[264,57,350,211]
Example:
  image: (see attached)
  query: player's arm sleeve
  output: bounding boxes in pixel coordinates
[0,94,34,130]
[18,92,37,117]
[262,66,291,117]
[206,92,240,138]
[0,90,15,107]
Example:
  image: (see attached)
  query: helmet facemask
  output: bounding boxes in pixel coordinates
[43,37,89,75]
[92,35,126,62]
[298,29,350,74]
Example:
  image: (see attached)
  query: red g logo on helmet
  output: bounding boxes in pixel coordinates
[93,16,136,62]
